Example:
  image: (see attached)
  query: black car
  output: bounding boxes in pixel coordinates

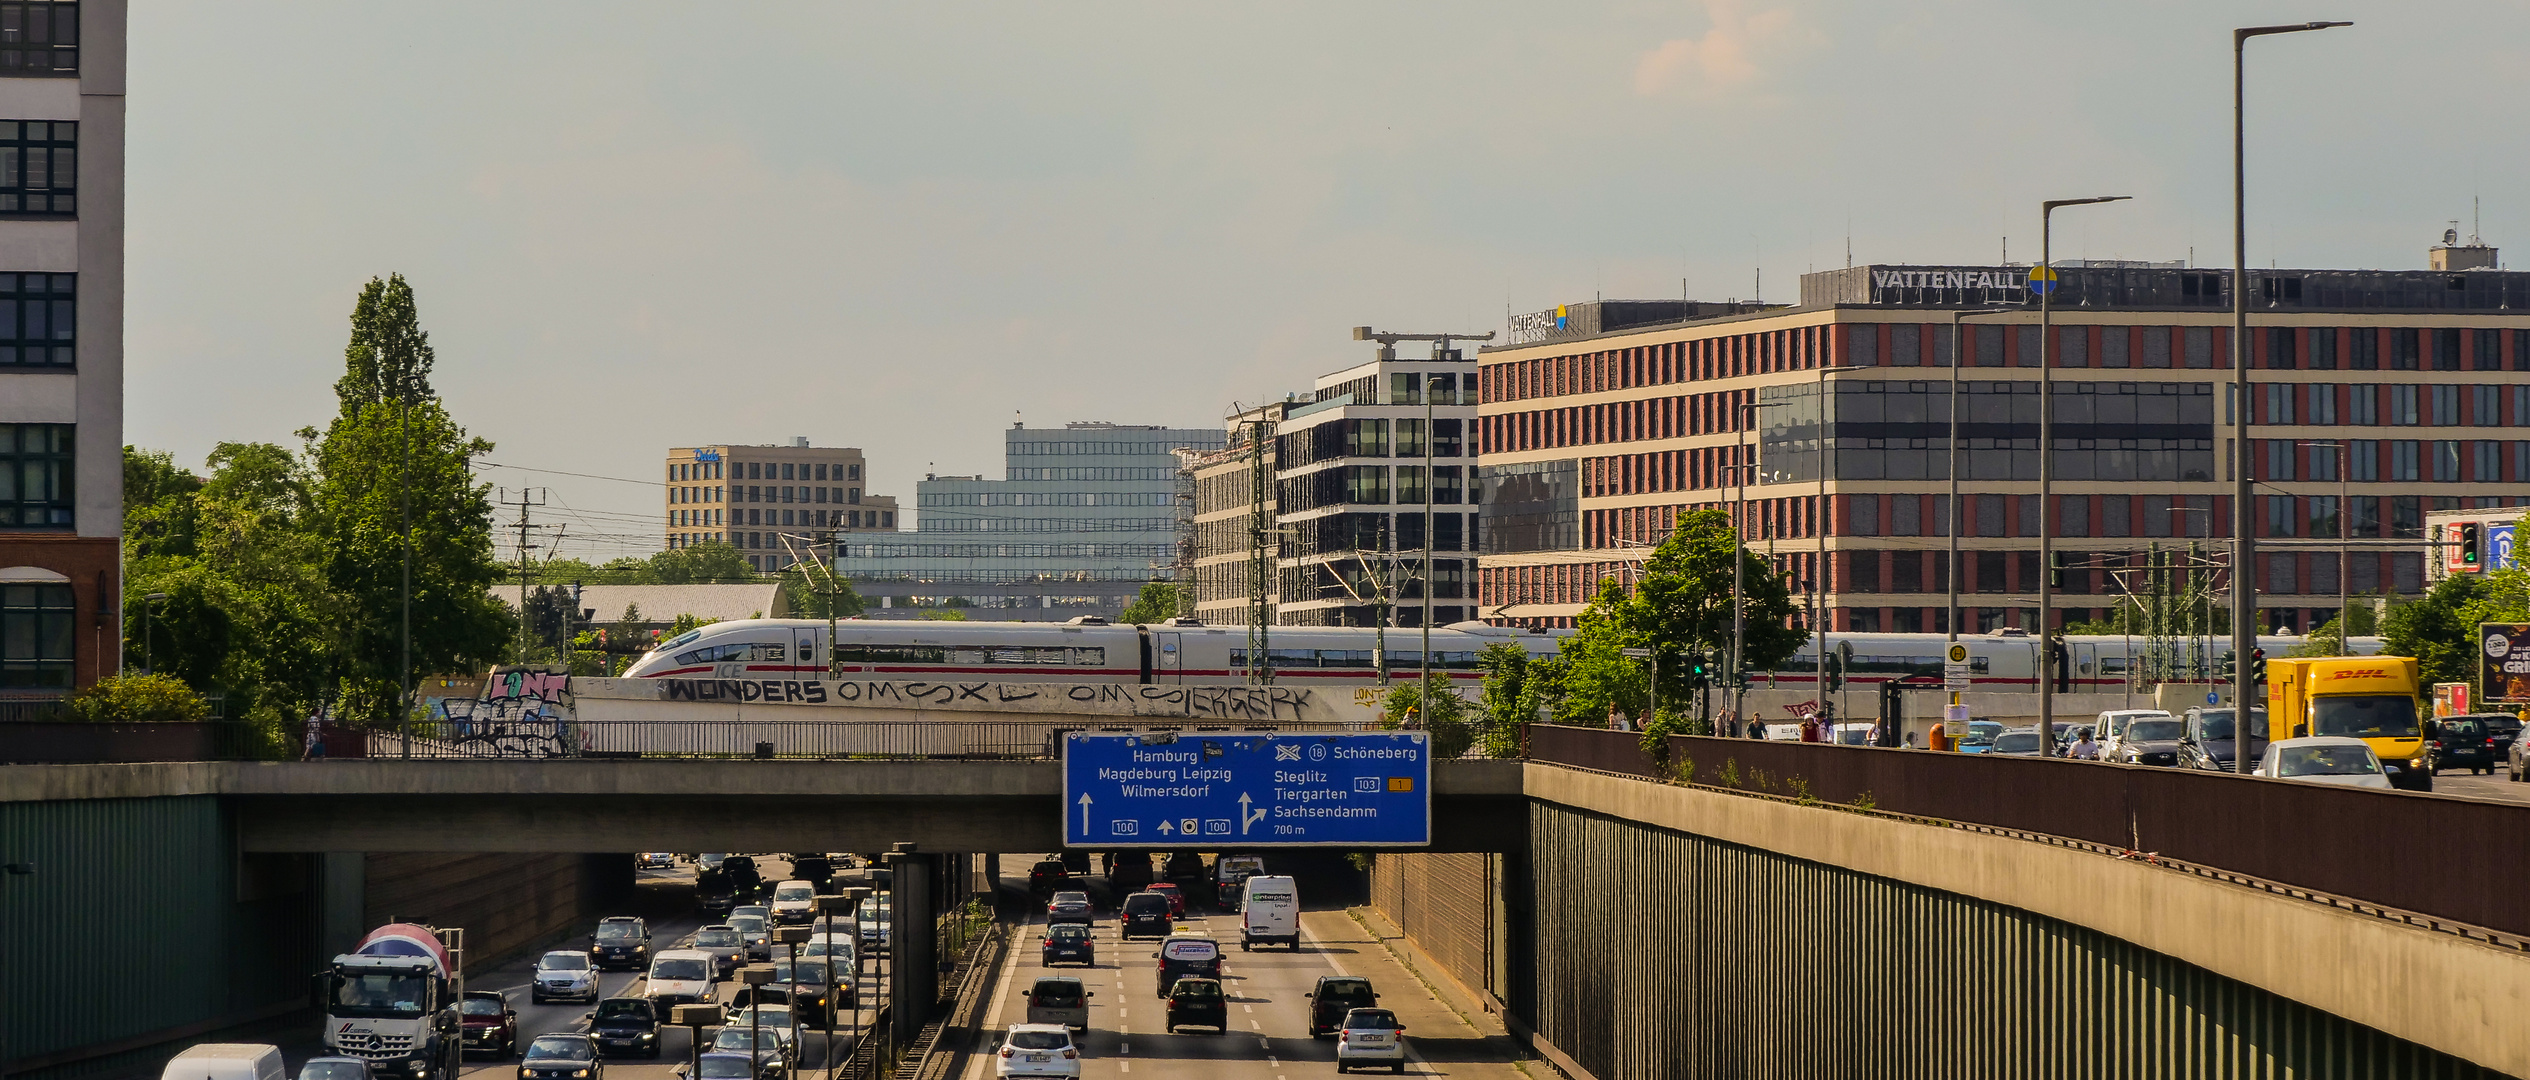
[688,1051,773,1080]
[2176,707,2270,773]
[1027,860,1070,896]
[518,1035,603,1080]
[1041,923,1095,966]
[590,998,661,1058]
[592,916,651,971]
[1120,891,1172,939]
[1164,977,1229,1033]
[1306,976,1380,1038]
[722,857,765,903]
[789,855,833,889]
[696,870,736,918]
[2431,714,2513,774]
[2111,716,2188,767]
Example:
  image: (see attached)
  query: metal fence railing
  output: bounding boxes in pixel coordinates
[362,718,1388,761]
[1524,724,2530,943]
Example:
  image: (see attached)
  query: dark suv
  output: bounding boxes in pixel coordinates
[591,916,650,971]
[2432,714,2514,774]
[1305,976,1379,1038]
[2176,708,2269,773]
[1027,860,1070,896]
[1120,891,1172,939]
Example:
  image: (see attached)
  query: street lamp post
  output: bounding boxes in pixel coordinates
[2038,195,2131,757]
[1732,400,1791,732]
[1942,308,2017,748]
[140,593,168,675]
[2232,20,2352,773]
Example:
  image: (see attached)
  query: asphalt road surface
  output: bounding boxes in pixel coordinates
[2424,768,2530,804]
[960,888,1522,1079]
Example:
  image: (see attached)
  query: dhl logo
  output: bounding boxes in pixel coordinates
[2327,668,2388,680]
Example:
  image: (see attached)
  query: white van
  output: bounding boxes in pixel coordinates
[162,1044,286,1080]
[1238,875,1299,951]
[645,948,717,1007]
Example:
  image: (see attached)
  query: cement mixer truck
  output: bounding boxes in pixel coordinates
[323,924,465,1080]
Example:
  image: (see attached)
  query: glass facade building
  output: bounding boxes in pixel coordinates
[836,422,1223,621]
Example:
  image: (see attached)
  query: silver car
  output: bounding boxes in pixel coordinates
[690,924,745,977]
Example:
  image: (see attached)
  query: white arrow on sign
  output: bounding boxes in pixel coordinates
[1238,793,1268,835]
[1158,819,1176,835]
[1076,793,1093,835]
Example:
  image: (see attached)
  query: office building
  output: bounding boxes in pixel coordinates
[835,421,1224,621]
[662,438,898,572]
[0,2,123,693]
[1189,347,1481,628]
[1476,244,2530,635]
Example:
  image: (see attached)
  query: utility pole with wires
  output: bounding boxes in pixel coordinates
[1325,518,1416,687]
[500,487,551,664]
[1245,416,1276,686]
[1351,326,1494,727]
[775,528,854,677]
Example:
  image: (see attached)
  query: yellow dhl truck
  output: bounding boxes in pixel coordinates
[2265,655,2436,791]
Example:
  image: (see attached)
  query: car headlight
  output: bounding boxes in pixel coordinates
[574,1071,591,1078]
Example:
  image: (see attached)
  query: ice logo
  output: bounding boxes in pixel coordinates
[2487,633,2512,660]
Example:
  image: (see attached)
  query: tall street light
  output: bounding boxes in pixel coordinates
[2038,195,2131,757]
[1732,399,1790,733]
[1940,307,2017,748]
[2233,20,2351,773]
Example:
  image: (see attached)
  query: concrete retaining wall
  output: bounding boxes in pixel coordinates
[361,853,624,974]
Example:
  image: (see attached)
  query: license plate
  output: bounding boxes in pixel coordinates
[1026,1054,1050,1063]
[1355,1035,1386,1044]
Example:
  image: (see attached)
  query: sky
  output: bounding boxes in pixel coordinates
[124,2,2530,561]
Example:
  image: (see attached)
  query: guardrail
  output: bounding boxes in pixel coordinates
[1525,724,2530,943]
[365,718,1388,761]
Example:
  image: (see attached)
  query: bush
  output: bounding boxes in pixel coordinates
[1380,674,1474,759]
[62,673,212,723]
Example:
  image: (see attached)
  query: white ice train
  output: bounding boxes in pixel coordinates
[623,617,2381,693]
[622,617,1562,688]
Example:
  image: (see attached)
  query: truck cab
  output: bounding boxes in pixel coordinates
[2265,657,2436,791]
[325,924,462,1080]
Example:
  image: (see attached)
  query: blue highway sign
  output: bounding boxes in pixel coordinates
[1062,731,1431,848]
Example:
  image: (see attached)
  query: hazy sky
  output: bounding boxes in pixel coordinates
[125,2,2530,559]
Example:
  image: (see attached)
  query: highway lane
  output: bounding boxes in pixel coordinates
[2422,769,2530,804]
[961,890,1522,1079]
[457,857,885,1080]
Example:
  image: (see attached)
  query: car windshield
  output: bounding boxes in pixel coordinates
[696,1058,754,1080]
[298,1062,367,1080]
[1961,723,1999,746]
[1032,980,1083,1005]
[1124,895,1165,913]
[773,963,826,986]
[774,886,813,902]
[459,997,506,1017]
[1171,981,1221,998]
[1320,979,1372,999]
[1050,925,1089,940]
[2277,745,2382,776]
[651,958,708,981]
[712,1030,774,1052]
[1053,891,1087,903]
[523,1038,591,1063]
[728,917,766,935]
[539,954,590,971]
[2488,717,2523,736]
[2313,695,2420,739]
[595,1000,650,1021]
[595,922,641,942]
[1345,1010,1401,1030]
[696,929,741,948]
[1992,733,2040,753]
[2126,720,2185,742]
[1007,1031,1070,1051]
[332,973,430,1018]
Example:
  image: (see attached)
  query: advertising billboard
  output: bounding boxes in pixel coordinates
[2477,623,2530,704]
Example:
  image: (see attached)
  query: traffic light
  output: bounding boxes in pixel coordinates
[2047,551,2067,589]
[1824,651,1845,693]
[2218,650,2235,681]
[1685,652,1710,689]
[2460,522,2484,569]
[2250,647,2268,690]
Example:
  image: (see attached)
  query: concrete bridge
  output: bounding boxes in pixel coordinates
[8,691,2530,1077]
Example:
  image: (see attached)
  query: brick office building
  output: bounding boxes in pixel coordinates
[1474,251,2530,635]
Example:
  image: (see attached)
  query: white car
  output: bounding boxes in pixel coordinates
[645,949,717,1008]
[801,932,856,972]
[724,1007,798,1063]
[1334,1007,1408,1073]
[859,899,893,954]
[993,1023,1081,1079]
[2256,736,2394,789]
[769,880,819,925]
[637,853,676,870]
[530,950,596,1004]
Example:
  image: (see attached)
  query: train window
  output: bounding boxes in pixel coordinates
[1326,650,1374,666]
[749,643,786,661]
[1070,648,1105,665]
[1269,648,1319,668]
[673,642,756,665]
[1439,651,1480,669]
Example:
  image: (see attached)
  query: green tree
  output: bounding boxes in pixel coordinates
[650,541,760,584]
[1542,508,1802,734]
[1379,673,1474,759]
[123,446,203,560]
[919,609,971,621]
[2381,573,2490,689]
[308,276,511,725]
[1475,641,1533,757]
[779,561,865,620]
[1118,581,1180,624]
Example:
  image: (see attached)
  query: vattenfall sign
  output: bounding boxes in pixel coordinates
[1508,304,1577,345]
[1868,266,2044,304]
